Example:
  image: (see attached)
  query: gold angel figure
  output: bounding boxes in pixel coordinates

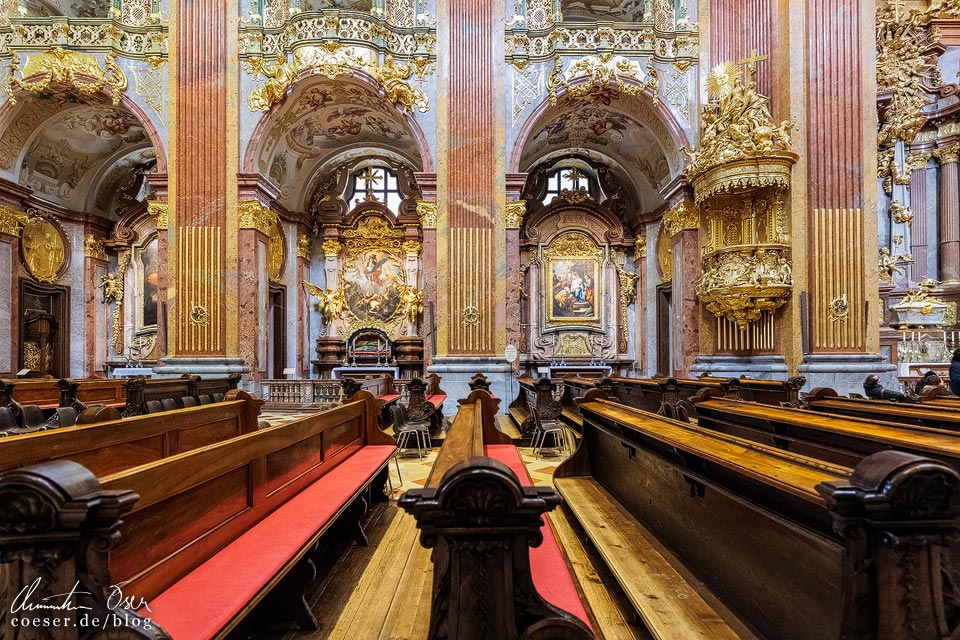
[248,53,297,112]
[99,271,124,303]
[303,281,345,324]
[401,285,424,324]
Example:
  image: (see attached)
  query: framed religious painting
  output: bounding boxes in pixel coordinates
[135,235,159,331]
[543,231,604,328]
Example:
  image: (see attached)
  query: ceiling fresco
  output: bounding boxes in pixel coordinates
[0,100,154,215]
[519,89,675,211]
[255,77,424,210]
[24,0,110,17]
[560,0,646,22]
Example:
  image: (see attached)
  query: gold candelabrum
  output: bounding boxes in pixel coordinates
[686,55,797,331]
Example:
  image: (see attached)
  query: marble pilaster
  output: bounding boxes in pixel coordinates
[671,229,700,377]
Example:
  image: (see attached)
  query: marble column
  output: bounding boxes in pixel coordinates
[155,0,246,378]
[672,229,700,377]
[0,205,25,377]
[415,173,437,369]
[907,151,932,283]
[505,173,527,364]
[936,144,960,283]
[83,232,110,376]
[296,229,311,378]
[797,0,894,395]
[429,0,512,408]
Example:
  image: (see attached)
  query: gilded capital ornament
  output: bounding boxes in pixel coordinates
[85,234,109,261]
[238,200,278,235]
[322,239,341,257]
[7,48,127,106]
[660,201,697,236]
[297,232,312,260]
[416,199,437,229]
[0,204,28,236]
[402,240,422,256]
[147,200,169,228]
[547,53,658,106]
[935,143,960,165]
[505,200,527,228]
[905,152,932,172]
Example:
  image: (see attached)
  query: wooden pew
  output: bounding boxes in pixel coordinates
[398,389,592,639]
[121,373,241,417]
[806,387,960,431]
[920,384,960,406]
[556,389,960,640]
[341,376,400,427]
[559,376,611,430]
[507,375,563,434]
[693,391,960,470]
[0,390,397,639]
[0,377,126,410]
[0,389,263,476]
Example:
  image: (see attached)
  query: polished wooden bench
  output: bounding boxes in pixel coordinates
[508,375,564,435]
[0,389,396,639]
[398,389,592,639]
[122,373,242,416]
[693,392,960,469]
[556,388,960,640]
[0,389,263,475]
[0,377,127,411]
[806,386,960,431]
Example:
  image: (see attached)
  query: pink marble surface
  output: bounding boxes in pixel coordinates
[672,229,700,377]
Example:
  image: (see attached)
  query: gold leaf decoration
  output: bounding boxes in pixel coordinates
[7,48,127,106]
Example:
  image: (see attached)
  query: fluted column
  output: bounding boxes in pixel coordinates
[906,152,931,282]
[0,204,26,376]
[936,144,960,283]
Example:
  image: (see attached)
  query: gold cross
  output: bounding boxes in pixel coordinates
[359,167,382,198]
[563,167,585,182]
[737,48,768,74]
[888,0,906,20]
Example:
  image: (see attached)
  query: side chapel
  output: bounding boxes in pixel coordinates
[3,0,960,639]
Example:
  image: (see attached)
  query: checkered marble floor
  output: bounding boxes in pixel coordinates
[257,408,572,493]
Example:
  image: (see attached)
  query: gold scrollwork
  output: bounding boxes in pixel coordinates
[401,240,422,256]
[342,215,404,255]
[20,214,68,283]
[7,48,127,106]
[369,55,430,114]
[542,231,604,259]
[829,295,850,322]
[101,249,131,355]
[85,234,109,261]
[147,200,169,228]
[238,200,279,235]
[696,245,793,328]
[547,53,658,105]
[660,201,698,237]
[656,228,673,281]
[890,201,914,224]
[416,199,437,229]
[0,204,28,236]
[685,58,794,189]
[505,200,527,228]
[637,235,647,258]
[322,239,341,257]
[462,305,481,326]
[189,304,210,327]
[297,232,312,260]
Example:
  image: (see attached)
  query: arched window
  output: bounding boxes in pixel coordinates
[347,166,402,211]
[541,166,600,205]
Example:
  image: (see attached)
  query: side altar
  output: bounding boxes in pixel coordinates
[306,206,426,380]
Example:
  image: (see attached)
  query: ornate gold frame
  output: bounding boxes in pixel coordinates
[19,212,69,284]
[543,231,604,329]
[133,232,159,333]
[340,213,407,328]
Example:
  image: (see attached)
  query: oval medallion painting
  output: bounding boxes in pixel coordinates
[20,217,67,283]
[342,250,404,322]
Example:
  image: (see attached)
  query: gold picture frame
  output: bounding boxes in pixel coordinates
[19,213,69,283]
[543,231,603,328]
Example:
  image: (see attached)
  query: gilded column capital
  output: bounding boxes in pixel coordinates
[147,200,169,228]
[905,152,932,172]
[321,239,341,257]
[416,199,437,229]
[297,232,312,260]
[935,143,960,165]
[402,240,422,256]
[238,200,278,235]
[505,200,527,228]
[661,201,698,236]
[84,234,109,261]
[0,204,28,236]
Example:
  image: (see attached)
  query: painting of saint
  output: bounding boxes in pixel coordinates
[548,258,600,324]
[341,250,404,322]
[139,237,159,329]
